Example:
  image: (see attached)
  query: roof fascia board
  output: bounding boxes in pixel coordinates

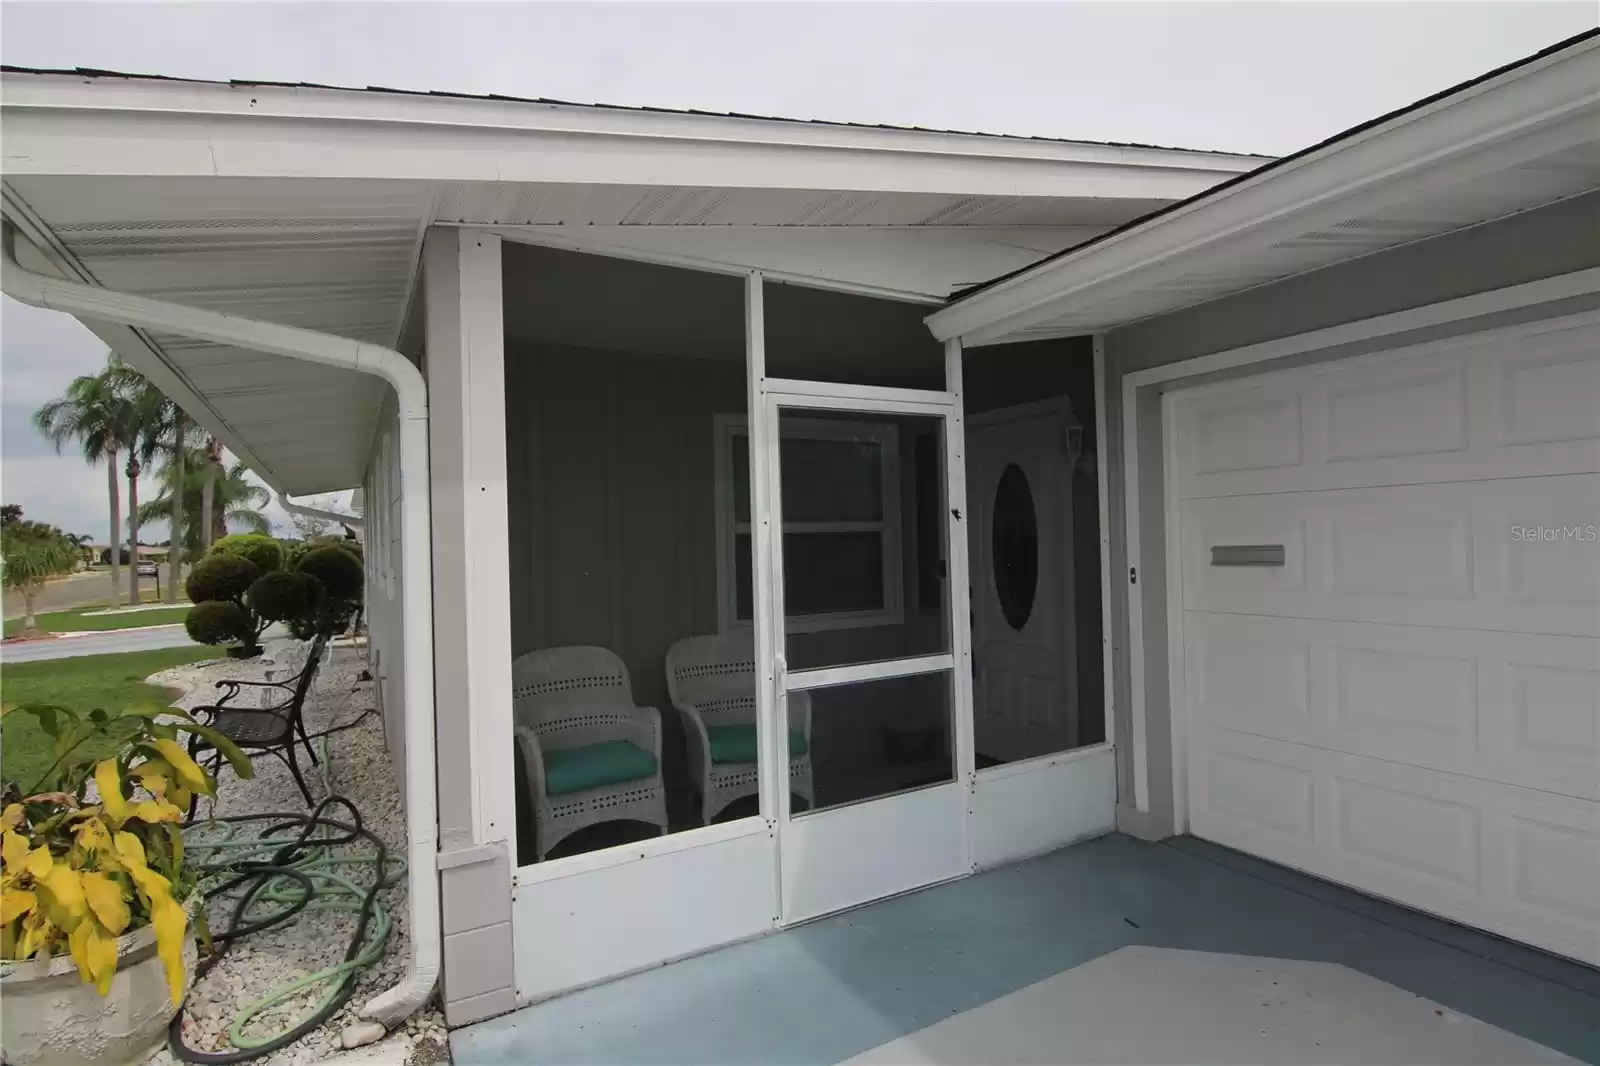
[0,72,1264,174]
[0,181,296,488]
[928,37,1600,343]
[0,111,1240,201]
[0,88,1257,202]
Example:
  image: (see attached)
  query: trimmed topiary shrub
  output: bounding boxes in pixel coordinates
[285,574,326,641]
[246,570,314,623]
[293,545,363,638]
[185,600,252,647]
[211,532,284,574]
[186,553,260,605]
[296,545,363,603]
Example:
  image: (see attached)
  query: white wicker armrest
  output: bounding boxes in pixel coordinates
[672,701,713,787]
[624,705,664,762]
[513,724,549,800]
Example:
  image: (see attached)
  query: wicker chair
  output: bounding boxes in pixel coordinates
[512,646,668,860]
[665,633,814,825]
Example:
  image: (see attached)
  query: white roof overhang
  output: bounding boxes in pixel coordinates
[0,69,1265,495]
[929,32,1600,346]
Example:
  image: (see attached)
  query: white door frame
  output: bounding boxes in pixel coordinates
[758,344,976,922]
[1117,267,1600,828]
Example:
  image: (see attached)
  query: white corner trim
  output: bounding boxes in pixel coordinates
[1115,270,1600,815]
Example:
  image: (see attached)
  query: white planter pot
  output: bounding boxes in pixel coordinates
[1,903,199,1066]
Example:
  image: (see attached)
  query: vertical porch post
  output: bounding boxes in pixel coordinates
[944,338,977,804]
[423,227,518,1025]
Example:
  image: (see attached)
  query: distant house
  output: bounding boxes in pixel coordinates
[90,543,170,566]
[3,30,1595,1031]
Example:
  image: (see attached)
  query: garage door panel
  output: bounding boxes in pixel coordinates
[1185,612,1600,800]
[1189,729,1600,965]
[1181,476,1598,637]
[1175,317,1600,499]
[1494,324,1600,447]
[1188,382,1304,475]
[1320,358,1470,463]
[1173,317,1599,968]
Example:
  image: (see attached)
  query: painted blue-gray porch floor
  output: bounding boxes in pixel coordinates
[451,834,1600,1065]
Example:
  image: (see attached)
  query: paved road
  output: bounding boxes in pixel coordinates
[3,569,182,619]
[0,626,197,663]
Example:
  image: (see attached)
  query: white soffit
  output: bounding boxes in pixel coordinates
[932,33,1600,345]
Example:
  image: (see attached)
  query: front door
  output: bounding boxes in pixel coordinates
[967,407,1078,764]
[759,387,972,923]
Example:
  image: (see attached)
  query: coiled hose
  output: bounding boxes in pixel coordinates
[167,713,403,1064]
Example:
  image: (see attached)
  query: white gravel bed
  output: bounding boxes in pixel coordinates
[144,639,448,1066]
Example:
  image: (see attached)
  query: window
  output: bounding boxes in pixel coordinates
[716,415,902,633]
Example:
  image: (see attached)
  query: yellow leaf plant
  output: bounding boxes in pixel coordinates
[0,703,252,1003]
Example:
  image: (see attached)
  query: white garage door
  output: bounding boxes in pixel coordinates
[1170,314,1600,967]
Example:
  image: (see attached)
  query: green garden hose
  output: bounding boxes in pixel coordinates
[167,722,405,1063]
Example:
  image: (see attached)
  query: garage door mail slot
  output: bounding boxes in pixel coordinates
[1210,544,1286,567]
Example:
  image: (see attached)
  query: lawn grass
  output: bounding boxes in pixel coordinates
[1,646,216,790]
[4,604,192,637]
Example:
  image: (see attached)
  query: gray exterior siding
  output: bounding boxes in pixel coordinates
[1099,190,1600,830]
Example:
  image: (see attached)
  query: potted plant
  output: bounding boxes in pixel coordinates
[1,703,252,1066]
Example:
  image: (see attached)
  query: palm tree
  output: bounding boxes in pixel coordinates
[119,373,198,602]
[33,354,140,607]
[2,520,80,633]
[136,448,271,559]
[199,435,224,553]
[70,532,96,568]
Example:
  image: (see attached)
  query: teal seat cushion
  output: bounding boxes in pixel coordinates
[542,740,658,796]
[706,724,808,764]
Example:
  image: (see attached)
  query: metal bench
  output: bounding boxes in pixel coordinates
[186,634,330,814]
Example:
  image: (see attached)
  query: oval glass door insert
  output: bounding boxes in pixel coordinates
[992,463,1038,631]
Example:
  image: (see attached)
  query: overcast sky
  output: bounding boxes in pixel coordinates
[2,1,1594,540]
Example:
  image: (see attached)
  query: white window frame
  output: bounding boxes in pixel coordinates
[715,412,904,634]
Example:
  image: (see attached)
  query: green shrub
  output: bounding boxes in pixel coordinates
[298,571,325,609]
[185,600,251,646]
[246,570,313,622]
[211,533,283,574]
[279,538,311,570]
[185,553,259,605]
[284,574,326,641]
[296,545,363,603]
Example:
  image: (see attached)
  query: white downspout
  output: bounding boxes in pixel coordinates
[2,231,439,1029]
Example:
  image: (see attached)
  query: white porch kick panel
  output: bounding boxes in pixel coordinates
[1171,316,1600,967]
[512,826,777,1003]
[783,783,968,923]
[970,747,1117,870]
